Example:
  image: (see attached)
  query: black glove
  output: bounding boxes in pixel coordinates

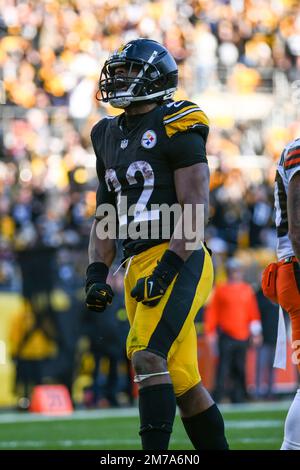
[85,262,114,313]
[131,250,184,307]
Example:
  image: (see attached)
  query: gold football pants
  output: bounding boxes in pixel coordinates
[124,242,213,396]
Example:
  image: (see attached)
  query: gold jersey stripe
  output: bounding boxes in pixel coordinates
[164,107,207,125]
[164,104,199,121]
[164,110,209,138]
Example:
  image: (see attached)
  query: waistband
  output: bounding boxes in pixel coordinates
[122,241,168,263]
[114,242,169,279]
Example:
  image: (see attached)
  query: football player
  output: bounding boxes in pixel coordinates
[262,139,300,450]
[86,38,228,450]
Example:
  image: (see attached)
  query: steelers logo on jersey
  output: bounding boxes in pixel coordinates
[141,130,157,149]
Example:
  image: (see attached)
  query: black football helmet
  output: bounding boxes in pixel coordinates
[98,38,178,108]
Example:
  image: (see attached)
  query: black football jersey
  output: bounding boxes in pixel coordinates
[91,100,209,256]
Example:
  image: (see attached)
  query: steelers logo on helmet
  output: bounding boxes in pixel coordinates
[141,130,157,149]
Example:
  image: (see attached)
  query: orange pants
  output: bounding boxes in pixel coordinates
[276,259,300,370]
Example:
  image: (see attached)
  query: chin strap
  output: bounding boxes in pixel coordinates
[134,371,170,383]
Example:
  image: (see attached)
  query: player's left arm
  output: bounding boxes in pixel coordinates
[169,162,209,260]
[288,172,300,262]
[165,101,210,260]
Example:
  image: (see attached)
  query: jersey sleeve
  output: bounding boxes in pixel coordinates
[163,100,209,141]
[164,131,208,170]
[91,120,116,213]
[163,100,209,170]
[283,143,300,183]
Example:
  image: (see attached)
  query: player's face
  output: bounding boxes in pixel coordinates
[110,64,140,91]
[113,64,139,77]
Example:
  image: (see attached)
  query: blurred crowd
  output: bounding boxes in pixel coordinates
[1,0,300,407]
[2,0,300,106]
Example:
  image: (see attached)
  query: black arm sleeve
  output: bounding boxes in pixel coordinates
[165,131,208,171]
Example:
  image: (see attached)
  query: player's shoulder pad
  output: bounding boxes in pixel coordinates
[91,115,114,141]
[282,137,300,171]
[163,100,209,138]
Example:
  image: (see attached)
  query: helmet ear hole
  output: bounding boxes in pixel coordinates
[155,75,168,87]
[146,75,167,94]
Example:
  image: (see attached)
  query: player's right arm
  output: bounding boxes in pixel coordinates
[288,172,300,262]
[88,220,116,266]
[88,153,116,267]
[86,121,116,312]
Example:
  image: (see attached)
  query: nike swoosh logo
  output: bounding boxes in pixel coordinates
[173,101,184,107]
[148,281,154,297]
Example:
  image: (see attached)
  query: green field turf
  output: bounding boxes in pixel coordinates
[0,402,289,450]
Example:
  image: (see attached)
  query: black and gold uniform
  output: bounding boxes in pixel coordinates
[91,100,213,396]
[91,100,209,256]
